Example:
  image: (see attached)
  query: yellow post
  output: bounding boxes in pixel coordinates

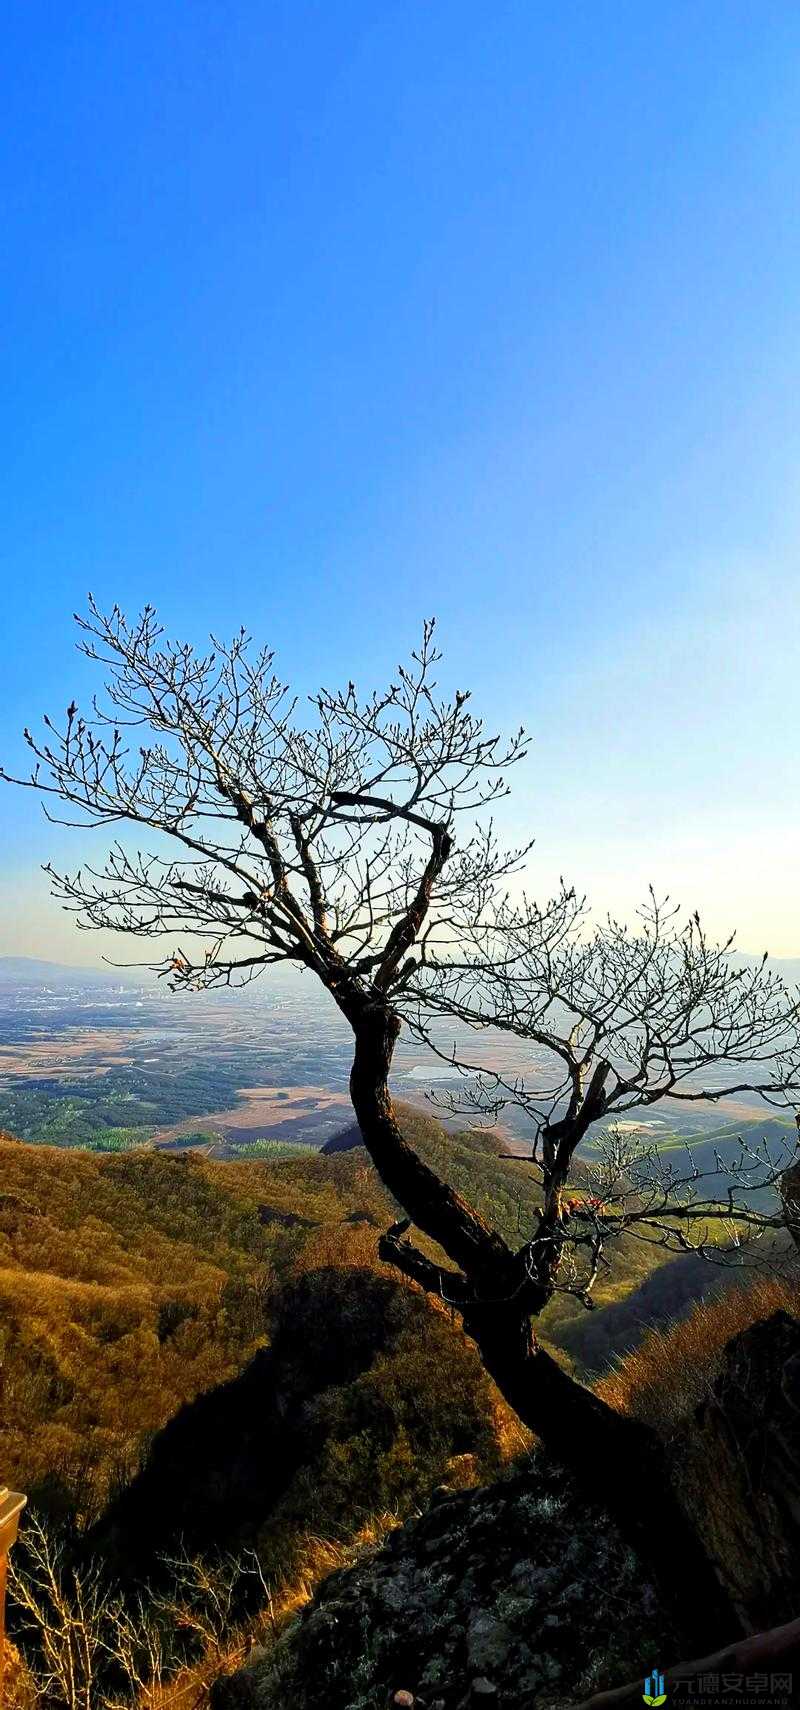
[0,1488,26,1701]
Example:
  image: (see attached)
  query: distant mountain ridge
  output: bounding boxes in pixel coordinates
[0,955,132,985]
[732,951,800,985]
[1,949,797,990]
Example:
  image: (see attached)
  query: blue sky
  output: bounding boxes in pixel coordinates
[1,1,799,959]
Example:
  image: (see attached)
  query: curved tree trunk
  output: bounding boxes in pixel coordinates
[347,999,512,1278]
[472,1311,740,1654]
[344,1005,742,1654]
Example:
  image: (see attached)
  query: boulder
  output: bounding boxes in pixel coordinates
[671,1309,800,1630]
[210,1459,673,1710]
[211,1310,800,1708]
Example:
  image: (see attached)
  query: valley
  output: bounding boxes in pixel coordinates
[0,962,795,1183]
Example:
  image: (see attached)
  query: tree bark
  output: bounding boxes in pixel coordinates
[471,1312,741,1653]
[348,1002,512,1280]
[345,1006,741,1653]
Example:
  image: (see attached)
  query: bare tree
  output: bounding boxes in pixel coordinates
[1,602,530,1274]
[8,1514,115,1710]
[3,600,798,1647]
[399,886,800,1304]
[7,1515,265,1708]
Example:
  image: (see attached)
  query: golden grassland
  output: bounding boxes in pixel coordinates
[1,1114,530,1707]
[0,1114,529,1519]
[2,1110,799,1709]
[0,1104,771,1516]
[597,1263,800,1429]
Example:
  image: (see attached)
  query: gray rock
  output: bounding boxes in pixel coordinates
[466,1611,513,1673]
[671,1309,800,1630]
[378,1570,414,1612]
[210,1459,674,1710]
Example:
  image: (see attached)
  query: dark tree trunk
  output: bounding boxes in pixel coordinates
[347,1001,511,1279]
[471,1312,741,1653]
[344,1003,741,1654]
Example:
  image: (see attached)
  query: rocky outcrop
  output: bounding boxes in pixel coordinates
[212,1309,800,1710]
[671,1309,800,1631]
[210,1460,674,1710]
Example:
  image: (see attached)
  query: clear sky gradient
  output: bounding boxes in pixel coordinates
[1,2,799,962]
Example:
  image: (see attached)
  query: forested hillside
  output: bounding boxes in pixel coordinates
[0,1131,385,1516]
[2,1109,797,1709]
[0,1103,753,1527]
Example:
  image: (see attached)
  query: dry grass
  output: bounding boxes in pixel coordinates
[4,1639,37,1709]
[597,1270,800,1434]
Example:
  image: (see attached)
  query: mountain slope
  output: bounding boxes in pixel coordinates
[0,1136,402,1511]
[0,1117,521,1521]
[0,1105,761,1524]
